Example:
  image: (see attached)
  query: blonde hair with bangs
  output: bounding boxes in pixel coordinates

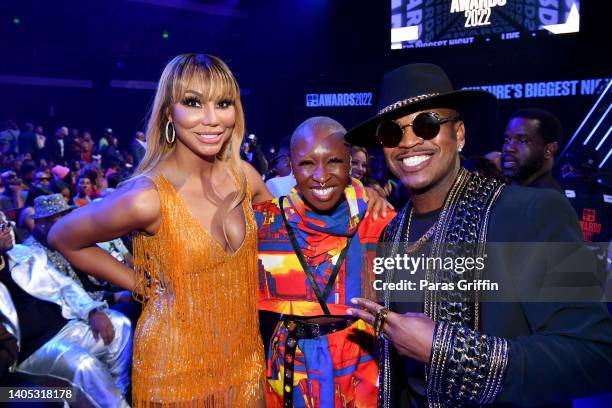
[136,53,247,211]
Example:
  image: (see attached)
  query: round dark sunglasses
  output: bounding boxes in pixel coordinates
[376,111,460,148]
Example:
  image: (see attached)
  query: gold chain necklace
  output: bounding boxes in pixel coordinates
[404,207,436,254]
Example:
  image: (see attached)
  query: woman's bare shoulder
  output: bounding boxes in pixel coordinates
[240,160,260,181]
[101,174,161,226]
[239,160,273,203]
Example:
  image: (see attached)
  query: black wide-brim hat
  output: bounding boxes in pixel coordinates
[345,63,497,147]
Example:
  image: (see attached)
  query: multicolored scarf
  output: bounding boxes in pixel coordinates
[256,177,385,316]
[281,178,368,273]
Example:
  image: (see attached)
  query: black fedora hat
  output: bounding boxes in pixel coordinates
[345,63,497,147]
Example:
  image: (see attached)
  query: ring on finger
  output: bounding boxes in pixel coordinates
[374,307,390,338]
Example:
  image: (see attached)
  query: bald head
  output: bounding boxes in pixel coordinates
[290,116,347,155]
[289,117,352,211]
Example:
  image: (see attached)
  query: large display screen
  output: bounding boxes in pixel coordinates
[391,0,580,49]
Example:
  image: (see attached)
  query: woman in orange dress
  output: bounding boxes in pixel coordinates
[49,53,271,406]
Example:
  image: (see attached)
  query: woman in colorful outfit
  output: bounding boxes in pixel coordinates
[254,116,395,407]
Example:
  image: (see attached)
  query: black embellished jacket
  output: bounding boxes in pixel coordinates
[384,183,612,407]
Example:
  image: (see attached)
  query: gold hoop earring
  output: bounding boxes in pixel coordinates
[165,121,175,144]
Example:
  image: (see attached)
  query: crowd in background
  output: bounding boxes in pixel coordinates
[0,121,149,240]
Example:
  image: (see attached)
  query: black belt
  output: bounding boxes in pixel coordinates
[281,317,355,407]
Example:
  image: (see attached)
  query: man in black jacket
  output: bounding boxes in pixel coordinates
[130,131,146,166]
[345,63,612,407]
[501,108,563,192]
[45,126,69,166]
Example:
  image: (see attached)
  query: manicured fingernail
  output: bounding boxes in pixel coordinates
[346,309,354,315]
[351,298,357,304]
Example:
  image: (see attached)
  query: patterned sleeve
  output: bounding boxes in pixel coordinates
[427,321,509,406]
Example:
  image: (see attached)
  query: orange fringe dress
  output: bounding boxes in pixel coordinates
[131,174,265,407]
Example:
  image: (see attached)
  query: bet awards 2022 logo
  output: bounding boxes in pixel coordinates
[450,0,507,27]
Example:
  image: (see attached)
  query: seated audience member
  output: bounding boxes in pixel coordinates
[100,172,123,197]
[0,171,25,214]
[241,134,268,175]
[29,194,131,306]
[265,140,291,179]
[0,210,131,406]
[50,165,74,204]
[0,176,11,215]
[69,159,82,173]
[350,145,394,198]
[91,153,103,168]
[501,108,563,192]
[265,140,296,197]
[123,153,135,174]
[73,175,97,207]
[16,186,51,242]
[81,163,107,195]
[51,164,71,185]
[52,181,72,205]
[32,170,53,192]
[19,161,37,191]
[349,145,372,183]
